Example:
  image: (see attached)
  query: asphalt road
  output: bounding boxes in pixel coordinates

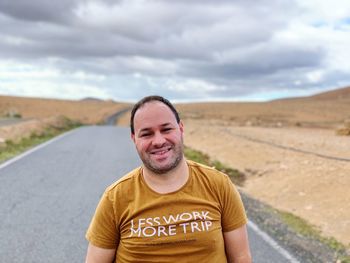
[0,126,300,262]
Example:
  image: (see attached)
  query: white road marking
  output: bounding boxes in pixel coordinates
[248,220,300,263]
[0,129,78,170]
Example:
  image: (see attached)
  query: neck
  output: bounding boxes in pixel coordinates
[142,157,189,194]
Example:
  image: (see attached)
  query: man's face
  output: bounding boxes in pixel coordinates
[131,101,184,174]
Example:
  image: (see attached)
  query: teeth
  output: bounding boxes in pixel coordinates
[154,150,166,155]
[151,147,171,155]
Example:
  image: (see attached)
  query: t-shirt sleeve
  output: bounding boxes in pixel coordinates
[220,175,247,232]
[85,191,119,249]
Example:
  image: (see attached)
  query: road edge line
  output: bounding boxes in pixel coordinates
[0,128,80,170]
[248,220,300,263]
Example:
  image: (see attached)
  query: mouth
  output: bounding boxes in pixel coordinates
[150,146,172,156]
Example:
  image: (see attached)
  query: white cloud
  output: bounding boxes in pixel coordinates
[306,70,324,83]
[0,60,110,99]
[296,0,350,23]
[167,78,226,94]
[0,79,110,100]
[71,71,106,81]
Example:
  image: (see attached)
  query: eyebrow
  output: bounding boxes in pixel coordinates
[138,123,173,133]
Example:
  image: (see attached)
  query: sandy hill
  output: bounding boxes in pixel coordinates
[307,86,350,100]
[2,86,349,128]
[80,97,106,102]
[0,95,131,124]
[176,86,350,129]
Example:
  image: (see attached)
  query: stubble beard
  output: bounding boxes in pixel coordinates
[140,140,184,175]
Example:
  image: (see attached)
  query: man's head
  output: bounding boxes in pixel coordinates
[130,95,180,135]
[130,95,184,174]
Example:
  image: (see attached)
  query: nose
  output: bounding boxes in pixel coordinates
[152,131,166,147]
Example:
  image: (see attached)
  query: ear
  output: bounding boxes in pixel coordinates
[179,120,184,134]
[131,133,136,143]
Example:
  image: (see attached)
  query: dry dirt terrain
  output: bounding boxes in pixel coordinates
[0,95,131,142]
[177,89,350,130]
[0,95,131,124]
[175,87,350,247]
[183,119,350,246]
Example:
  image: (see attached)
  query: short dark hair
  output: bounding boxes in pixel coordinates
[130,95,180,134]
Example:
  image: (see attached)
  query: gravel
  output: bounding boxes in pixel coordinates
[241,192,349,263]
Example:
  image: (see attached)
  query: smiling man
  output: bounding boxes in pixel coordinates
[85,95,251,263]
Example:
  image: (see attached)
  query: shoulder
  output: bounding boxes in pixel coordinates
[186,160,241,210]
[187,159,231,186]
[187,159,228,179]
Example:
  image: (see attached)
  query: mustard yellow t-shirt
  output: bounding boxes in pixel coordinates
[86,160,247,262]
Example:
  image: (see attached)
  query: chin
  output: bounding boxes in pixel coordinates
[145,160,174,174]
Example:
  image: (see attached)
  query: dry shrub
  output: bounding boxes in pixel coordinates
[0,115,78,143]
[335,119,350,136]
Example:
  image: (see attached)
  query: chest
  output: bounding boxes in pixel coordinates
[116,194,226,260]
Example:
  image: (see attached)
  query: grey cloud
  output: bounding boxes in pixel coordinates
[159,41,326,98]
[1,0,345,101]
[0,0,80,23]
[0,0,295,60]
[197,45,325,79]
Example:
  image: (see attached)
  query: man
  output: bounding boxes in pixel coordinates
[85,95,251,263]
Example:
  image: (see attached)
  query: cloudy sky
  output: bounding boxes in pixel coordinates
[0,0,349,102]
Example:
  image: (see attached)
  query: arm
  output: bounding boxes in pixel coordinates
[223,224,252,263]
[85,243,116,263]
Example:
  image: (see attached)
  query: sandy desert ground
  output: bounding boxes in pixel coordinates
[183,119,350,246]
[0,95,130,124]
[1,87,350,247]
[176,87,350,246]
[0,95,131,142]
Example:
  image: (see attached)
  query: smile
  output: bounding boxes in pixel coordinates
[150,147,172,155]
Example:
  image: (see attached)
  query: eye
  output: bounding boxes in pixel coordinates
[162,128,172,133]
[139,132,152,137]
